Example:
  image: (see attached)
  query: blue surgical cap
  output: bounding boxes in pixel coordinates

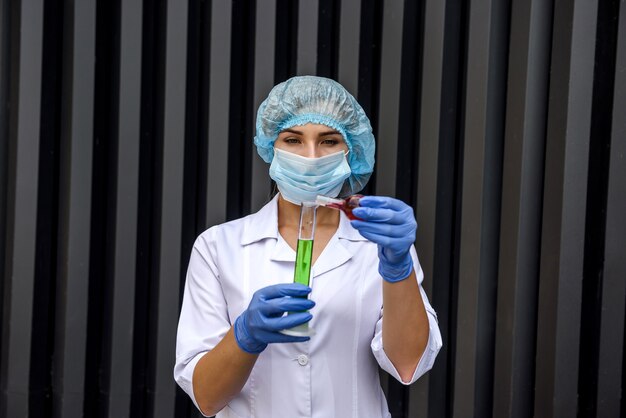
[254,76,375,196]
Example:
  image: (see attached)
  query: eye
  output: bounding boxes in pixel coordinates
[320,137,342,146]
[282,137,301,144]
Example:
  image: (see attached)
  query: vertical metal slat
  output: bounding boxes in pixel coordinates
[492,0,552,416]
[375,0,403,197]
[153,0,188,416]
[0,0,10,302]
[206,0,232,228]
[453,0,497,415]
[337,0,361,95]
[534,0,598,416]
[595,2,626,416]
[250,0,276,213]
[1,0,44,416]
[53,0,96,415]
[297,0,318,75]
[107,0,143,416]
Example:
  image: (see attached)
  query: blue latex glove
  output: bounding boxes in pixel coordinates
[351,196,417,282]
[234,283,315,354]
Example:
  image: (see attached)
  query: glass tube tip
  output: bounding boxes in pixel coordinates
[315,195,344,206]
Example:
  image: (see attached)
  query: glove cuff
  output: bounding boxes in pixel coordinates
[377,247,413,283]
[234,315,267,354]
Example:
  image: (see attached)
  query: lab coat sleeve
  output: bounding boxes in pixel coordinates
[370,247,443,385]
[174,227,230,412]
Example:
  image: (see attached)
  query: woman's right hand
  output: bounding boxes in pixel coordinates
[233,283,315,354]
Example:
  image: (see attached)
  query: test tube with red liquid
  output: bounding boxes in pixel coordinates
[315,194,364,220]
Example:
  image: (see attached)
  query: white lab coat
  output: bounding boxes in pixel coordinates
[174,195,442,418]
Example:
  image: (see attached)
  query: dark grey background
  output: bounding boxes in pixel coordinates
[1,0,625,417]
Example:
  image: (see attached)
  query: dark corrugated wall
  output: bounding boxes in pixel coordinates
[1,0,625,417]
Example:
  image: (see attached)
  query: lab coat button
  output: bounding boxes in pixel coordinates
[297,354,309,366]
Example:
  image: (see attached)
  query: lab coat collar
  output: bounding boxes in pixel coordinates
[308,209,369,276]
[240,193,368,246]
[241,194,281,246]
[242,194,369,276]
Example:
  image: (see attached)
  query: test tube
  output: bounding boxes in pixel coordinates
[280,201,317,337]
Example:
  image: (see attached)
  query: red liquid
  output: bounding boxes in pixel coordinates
[327,195,363,220]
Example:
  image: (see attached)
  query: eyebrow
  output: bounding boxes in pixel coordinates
[281,128,342,136]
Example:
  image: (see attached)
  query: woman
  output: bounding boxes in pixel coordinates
[174,76,442,417]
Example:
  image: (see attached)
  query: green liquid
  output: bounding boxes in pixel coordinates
[282,238,315,335]
[294,239,314,286]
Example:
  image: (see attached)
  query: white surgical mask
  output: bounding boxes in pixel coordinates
[269,148,351,205]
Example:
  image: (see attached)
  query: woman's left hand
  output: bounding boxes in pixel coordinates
[351,196,417,282]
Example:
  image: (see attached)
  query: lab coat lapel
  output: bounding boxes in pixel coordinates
[269,233,296,262]
[257,196,366,272]
[311,235,352,277]
[241,195,280,246]
[312,209,365,277]
[268,223,354,276]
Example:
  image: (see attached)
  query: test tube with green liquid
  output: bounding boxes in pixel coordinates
[280,201,317,337]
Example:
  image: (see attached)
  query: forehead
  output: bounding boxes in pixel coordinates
[279,123,341,135]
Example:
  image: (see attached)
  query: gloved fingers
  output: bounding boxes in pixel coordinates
[254,283,312,301]
[262,312,313,331]
[350,219,412,240]
[261,297,315,316]
[235,287,314,353]
[351,207,402,224]
[354,197,415,228]
[358,196,410,211]
[352,205,415,227]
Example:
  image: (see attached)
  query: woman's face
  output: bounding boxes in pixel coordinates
[274,123,348,158]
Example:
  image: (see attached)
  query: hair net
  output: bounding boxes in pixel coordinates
[254,76,375,196]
